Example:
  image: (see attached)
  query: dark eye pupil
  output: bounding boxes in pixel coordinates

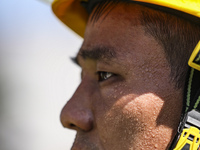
[99,72,112,81]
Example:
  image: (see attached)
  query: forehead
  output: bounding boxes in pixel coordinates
[79,4,166,65]
[90,3,142,25]
[85,4,142,38]
[82,4,144,50]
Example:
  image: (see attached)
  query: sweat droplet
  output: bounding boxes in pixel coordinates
[102,138,106,143]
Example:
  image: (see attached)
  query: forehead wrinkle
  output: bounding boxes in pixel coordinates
[78,46,117,61]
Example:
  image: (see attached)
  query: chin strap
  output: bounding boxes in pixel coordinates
[169,41,200,150]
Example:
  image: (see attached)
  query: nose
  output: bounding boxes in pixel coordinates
[60,81,94,131]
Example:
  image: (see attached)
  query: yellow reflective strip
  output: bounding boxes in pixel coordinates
[188,41,200,71]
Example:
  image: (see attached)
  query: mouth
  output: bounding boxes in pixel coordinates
[71,137,100,150]
[71,131,107,150]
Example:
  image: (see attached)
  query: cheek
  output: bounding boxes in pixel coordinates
[95,93,172,149]
[100,93,164,128]
[95,94,141,149]
[124,93,164,124]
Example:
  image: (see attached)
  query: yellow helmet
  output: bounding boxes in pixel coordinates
[52,0,200,37]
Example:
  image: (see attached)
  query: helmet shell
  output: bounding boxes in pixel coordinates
[52,0,200,37]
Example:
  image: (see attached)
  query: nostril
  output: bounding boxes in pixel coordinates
[60,102,94,131]
[70,123,76,128]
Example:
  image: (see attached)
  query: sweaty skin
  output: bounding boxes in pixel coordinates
[61,4,183,150]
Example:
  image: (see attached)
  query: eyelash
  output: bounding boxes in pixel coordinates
[97,71,115,82]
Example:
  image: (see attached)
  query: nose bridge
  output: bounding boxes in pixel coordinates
[60,79,94,131]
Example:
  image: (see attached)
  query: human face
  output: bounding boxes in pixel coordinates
[61,4,183,150]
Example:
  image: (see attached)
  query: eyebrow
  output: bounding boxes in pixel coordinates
[71,46,117,66]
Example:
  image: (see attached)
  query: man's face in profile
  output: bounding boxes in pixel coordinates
[60,4,183,150]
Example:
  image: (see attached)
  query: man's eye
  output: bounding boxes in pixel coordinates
[97,71,114,82]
